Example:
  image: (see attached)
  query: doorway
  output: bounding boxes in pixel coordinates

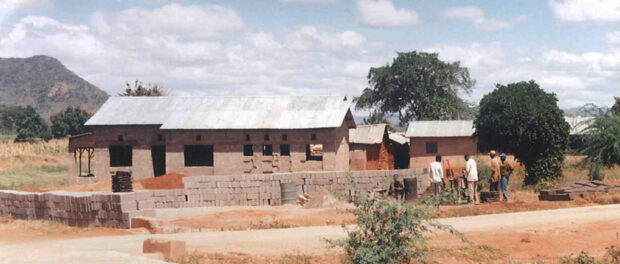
[151,145,166,177]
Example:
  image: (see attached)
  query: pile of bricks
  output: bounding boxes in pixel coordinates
[0,190,155,228]
[539,180,620,201]
[183,169,427,207]
[151,189,189,208]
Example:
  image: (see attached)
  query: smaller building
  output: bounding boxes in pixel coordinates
[348,124,392,170]
[406,120,478,169]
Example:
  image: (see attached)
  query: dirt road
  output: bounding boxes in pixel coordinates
[0,204,618,263]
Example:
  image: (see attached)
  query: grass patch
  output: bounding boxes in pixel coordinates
[0,138,68,190]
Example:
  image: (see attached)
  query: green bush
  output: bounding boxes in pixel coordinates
[328,176,466,264]
[581,114,620,180]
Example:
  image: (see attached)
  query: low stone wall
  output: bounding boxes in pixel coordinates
[0,190,155,228]
[182,169,428,207]
[0,169,429,228]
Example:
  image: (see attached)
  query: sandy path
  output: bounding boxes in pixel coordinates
[0,204,618,264]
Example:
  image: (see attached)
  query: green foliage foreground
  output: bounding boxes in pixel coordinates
[328,177,467,264]
[475,81,570,185]
[50,106,91,138]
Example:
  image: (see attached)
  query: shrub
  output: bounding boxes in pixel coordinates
[581,114,620,180]
[475,157,492,190]
[328,176,467,264]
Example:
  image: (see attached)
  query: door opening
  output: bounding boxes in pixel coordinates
[151,145,166,177]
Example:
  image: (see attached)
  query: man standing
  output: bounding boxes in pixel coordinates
[429,155,444,195]
[499,153,514,202]
[489,150,501,192]
[464,154,478,204]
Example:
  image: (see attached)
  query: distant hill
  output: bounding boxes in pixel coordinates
[563,106,610,117]
[0,55,108,119]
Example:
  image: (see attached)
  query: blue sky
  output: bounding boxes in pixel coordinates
[1,0,619,110]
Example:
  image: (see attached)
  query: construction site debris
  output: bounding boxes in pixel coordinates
[142,238,186,260]
[112,171,133,193]
[539,180,620,201]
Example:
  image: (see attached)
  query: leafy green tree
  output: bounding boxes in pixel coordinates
[581,112,620,180]
[0,105,22,134]
[50,106,91,138]
[14,106,52,142]
[119,80,165,96]
[354,51,474,125]
[474,81,570,185]
[612,97,620,115]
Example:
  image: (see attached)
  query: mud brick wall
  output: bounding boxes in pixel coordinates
[0,190,155,228]
[182,169,428,207]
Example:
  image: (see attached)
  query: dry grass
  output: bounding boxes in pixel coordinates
[0,138,68,190]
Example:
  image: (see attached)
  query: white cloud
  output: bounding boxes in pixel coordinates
[604,31,620,44]
[0,4,375,99]
[357,0,419,27]
[440,6,525,31]
[549,0,620,22]
[287,26,366,51]
[279,0,338,3]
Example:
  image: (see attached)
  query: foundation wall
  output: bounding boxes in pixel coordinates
[1,169,428,228]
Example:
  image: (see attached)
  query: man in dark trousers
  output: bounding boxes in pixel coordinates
[499,153,514,201]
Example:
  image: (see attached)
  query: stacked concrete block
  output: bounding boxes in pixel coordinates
[0,190,155,228]
[151,189,189,208]
[182,169,428,207]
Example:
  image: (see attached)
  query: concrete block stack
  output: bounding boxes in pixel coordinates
[182,169,428,207]
[151,189,189,208]
[0,190,155,228]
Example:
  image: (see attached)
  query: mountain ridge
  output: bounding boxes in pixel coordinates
[0,55,109,119]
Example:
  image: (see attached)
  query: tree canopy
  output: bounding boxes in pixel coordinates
[354,51,475,125]
[50,106,91,138]
[581,102,620,180]
[474,81,570,185]
[612,97,620,115]
[119,80,165,96]
[14,106,52,142]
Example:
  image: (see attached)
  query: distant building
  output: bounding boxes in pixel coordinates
[405,120,478,169]
[348,124,391,170]
[68,96,356,185]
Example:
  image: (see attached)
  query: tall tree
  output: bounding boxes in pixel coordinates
[119,80,165,96]
[612,96,620,115]
[14,106,52,142]
[50,106,91,138]
[474,81,570,185]
[354,51,474,125]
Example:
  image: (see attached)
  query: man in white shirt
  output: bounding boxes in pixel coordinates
[429,155,443,195]
[464,154,478,204]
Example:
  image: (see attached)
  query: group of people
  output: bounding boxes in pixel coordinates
[427,150,514,203]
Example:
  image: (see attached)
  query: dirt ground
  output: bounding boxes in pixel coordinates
[0,205,618,264]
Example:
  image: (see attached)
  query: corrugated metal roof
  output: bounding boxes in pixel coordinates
[565,116,594,135]
[405,120,474,137]
[388,132,408,145]
[349,124,386,144]
[85,96,353,129]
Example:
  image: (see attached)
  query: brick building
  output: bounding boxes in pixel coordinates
[348,124,392,170]
[68,96,356,185]
[406,120,479,169]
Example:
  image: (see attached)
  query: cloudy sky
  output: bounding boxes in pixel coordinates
[1,0,619,109]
